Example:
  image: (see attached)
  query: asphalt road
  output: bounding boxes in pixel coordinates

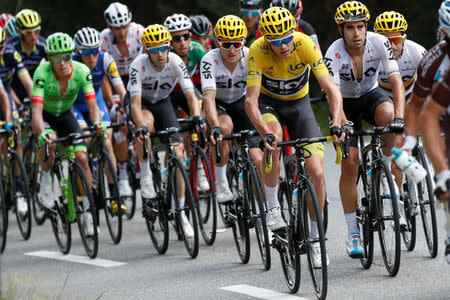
[1,144,449,300]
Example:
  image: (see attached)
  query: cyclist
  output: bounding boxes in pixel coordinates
[420,69,450,264]
[7,9,46,104]
[190,15,213,52]
[324,1,406,258]
[72,27,128,210]
[31,33,105,236]
[239,0,264,46]
[245,7,345,267]
[101,2,142,197]
[201,15,261,203]
[125,24,202,237]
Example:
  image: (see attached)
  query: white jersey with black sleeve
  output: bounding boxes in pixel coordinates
[324,31,400,98]
[127,52,194,104]
[377,39,426,97]
[200,47,248,104]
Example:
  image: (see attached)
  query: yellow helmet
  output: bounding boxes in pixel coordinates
[0,27,5,44]
[374,11,408,33]
[141,24,172,47]
[214,15,247,41]
[16,9,41,30]
[335,1,370,25]
[259,7,295,37]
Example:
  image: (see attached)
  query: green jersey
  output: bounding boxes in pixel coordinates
[31,61,96,117]
[186,41,207,76]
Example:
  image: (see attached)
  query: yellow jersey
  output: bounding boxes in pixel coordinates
[247,31,328,101]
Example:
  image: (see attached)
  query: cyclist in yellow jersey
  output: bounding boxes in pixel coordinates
[245,7,345,267]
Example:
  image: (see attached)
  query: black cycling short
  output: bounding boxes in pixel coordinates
[343,87,393,147]
[171,91,190,116]
[43,109,85,147]
[124,92,179,131]
[216,96,256,132]
[258,93,322,140]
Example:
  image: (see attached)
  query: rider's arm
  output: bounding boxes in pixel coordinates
[421,98,447,174]
[130,95,143,128]
[31,102,45,135]
[317,74,342,128]
[17,71,34,99]
[388,73,405,118]
[185,90,201,116]
[245,85,270,136]
[172,54,200,116]
[101,76,114,107]
[86,96,100,124]
[79,64,99,123]
[10,88,22,108]
[0,86,12,123]
[203,92,219,127]
[404,92,426,138]
[103,52,126,102]
[200,55,219,127]
[30,66,46,135]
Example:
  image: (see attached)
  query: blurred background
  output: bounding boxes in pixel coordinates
[2,0,444,131]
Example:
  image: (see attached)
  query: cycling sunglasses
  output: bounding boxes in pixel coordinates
[387,35,405,45]
[218,40,245,50]
[172,33,191,42]
[265,33,294,47]
[80,48,99,56]
[146,43,170,54]
[241,9,260,17]
[22,26,41,35]
[50,53,72,63]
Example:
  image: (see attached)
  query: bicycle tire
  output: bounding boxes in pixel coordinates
[302,179,327,300]
[247,163,271,270]
[373,160,401,276]
[99,149,122,244]
[23,141,46,225]
[71,161,98,258]
[11,154,32,240]
[401,178,417,251]
[416,146,438,257]
[192,149,217,246]
[0,176,7,253]
[169,157,199,258]
[356,165,374,269]
[277,180,301,293]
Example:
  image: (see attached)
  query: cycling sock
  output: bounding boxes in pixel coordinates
[179,197,185,208]
[118,161,128,180]
[309,220,319,240]
[41,170,51,185]
[265,185,279,210]
[345,212,359,237]
[139,161,151,177]
[215,165,227,183]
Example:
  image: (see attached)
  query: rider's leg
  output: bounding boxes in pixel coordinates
[340,146,360,235]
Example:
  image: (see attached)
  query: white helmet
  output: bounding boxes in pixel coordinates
[104,2,132,27]
[164,14,191,32]
[439,0,450,37]
[74,27,101,50]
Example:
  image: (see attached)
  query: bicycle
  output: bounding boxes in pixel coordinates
[353,126,401,276]
[84,123,124,244]
[273,136,340,299]
[0,121,32,241]
[179,117,217,246]
[220,130,271,270]
[44,132,99,258]
[141,126,199,258]
[399,141,438,257]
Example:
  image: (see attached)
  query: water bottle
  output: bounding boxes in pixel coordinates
[238,172,244,190]
[292,188,298,210]
[392,147,427,184]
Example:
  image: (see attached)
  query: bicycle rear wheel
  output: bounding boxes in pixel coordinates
[415,146,438,257]
[278,180,301,293]
[0,178,7,253]
[170,157,199,258]
[99,150,122,244]
[71,161,98,258]
[302,179,327,300]
[193,150,217,246]
[247,164,270,270]
[401,178,417,251]
[11,155,32,240]
[373,160,401,276]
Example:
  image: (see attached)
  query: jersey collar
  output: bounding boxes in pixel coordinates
[20,39,37,53]
[52,64,73,81]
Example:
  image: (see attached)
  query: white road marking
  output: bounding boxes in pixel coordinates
[25,251,126,268]
[216,228,229,233]
[219,284,309,300]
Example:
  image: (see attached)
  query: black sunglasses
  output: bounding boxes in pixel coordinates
[172,33,191,42]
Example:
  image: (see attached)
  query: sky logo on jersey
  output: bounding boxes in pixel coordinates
[261,71,308,97]
[216,79,246,89]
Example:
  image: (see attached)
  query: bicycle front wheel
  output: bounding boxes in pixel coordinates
[373,160,401,276]
[170,157,199,258]
[0,177,7,253]
[401,178,417,252]
[302,179,327,300]
[11,155,32,240]
[71,161,98,258]
[193,150,217,246]
[247,164,270,270]
[416,146,438,257]
[99,150,122,244]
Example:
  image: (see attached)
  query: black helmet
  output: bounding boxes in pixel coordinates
[190,15,212,36]
[270,0,302,17]
[239,0,263,9]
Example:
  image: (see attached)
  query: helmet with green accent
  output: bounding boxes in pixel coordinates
[15,9,41,30]
[46,32,75,54]
[5,17,18,37]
